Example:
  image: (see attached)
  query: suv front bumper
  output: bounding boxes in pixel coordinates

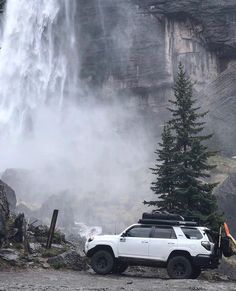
[193,254,220,269]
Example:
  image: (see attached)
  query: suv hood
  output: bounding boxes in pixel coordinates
[93,234,119,240]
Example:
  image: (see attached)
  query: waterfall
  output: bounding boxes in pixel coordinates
[0,0,153,229]
[0,0,79,137]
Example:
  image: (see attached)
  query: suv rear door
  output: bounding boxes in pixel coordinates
[118,225,152,259]
[149,226,178,261]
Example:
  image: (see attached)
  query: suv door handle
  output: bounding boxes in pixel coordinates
[141,241,148,243]
[168,242,175,245]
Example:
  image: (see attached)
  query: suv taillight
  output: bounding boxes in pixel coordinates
[201,241,211,251]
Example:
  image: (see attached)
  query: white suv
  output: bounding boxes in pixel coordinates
[85,216,222,279]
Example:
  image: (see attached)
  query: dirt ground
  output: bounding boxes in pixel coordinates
[0,269,236,291]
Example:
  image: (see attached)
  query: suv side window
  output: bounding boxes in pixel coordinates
[152,227,177,239]
[181,227,203,239]
[126,226,152,238]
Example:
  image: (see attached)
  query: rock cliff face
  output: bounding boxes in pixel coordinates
[137,0,236,57]
[76,0,236,154]
[77,0,236,89]
[202,62,236,154]
[76,0,167,102]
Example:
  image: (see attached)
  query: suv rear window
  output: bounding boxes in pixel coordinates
[152,227,177,239]
[126,226,152,238]
[181,227,203,240]
[205,230,214,243]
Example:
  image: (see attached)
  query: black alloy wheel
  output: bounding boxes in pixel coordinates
[91,250,114,275]
[167,256,193,279]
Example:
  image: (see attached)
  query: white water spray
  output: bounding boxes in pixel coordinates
[0,0,79,138]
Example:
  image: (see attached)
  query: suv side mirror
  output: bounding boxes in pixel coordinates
[121,232,127,237]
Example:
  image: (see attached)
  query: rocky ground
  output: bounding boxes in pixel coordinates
[0,268,236,291]
[1,176,236,290]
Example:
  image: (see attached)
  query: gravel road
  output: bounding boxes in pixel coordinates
[0,269,235,291]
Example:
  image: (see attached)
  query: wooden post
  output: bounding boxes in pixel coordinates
[46,209,59,249]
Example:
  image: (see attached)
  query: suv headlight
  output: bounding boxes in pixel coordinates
[88,237,94,243]
[201,241,211,251]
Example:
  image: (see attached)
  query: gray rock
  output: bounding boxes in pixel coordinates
[7,227,18,240]
[0,213,5,240]
[0,180,16,212]
[0,184,9,220]
[42,262,50,269]
[29,243,42,253]
[13,213,25,243]
[0,183,9,240]
[0,249,20,263]
[47,250,87,271]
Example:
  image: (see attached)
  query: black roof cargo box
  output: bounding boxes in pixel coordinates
[142,212,184,221]
[139,218,198,226]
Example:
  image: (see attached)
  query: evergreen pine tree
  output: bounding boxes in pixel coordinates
[144,124,177,211]
[146,63,222,229]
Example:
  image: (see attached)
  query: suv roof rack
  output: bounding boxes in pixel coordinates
[138,218,198,227]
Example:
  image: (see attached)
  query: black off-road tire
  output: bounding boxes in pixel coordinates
[91,250,114,275]
[112,261,129,274]
[191,267,201,279]
[167,256,193,279]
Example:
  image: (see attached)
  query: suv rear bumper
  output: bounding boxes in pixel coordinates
[193,254,220,269]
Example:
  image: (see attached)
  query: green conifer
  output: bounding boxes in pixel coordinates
[144,124,177,211]
[145,63,222,229]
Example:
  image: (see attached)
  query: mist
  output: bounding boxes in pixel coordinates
[0,0,162,233]
[0,101,155,231]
